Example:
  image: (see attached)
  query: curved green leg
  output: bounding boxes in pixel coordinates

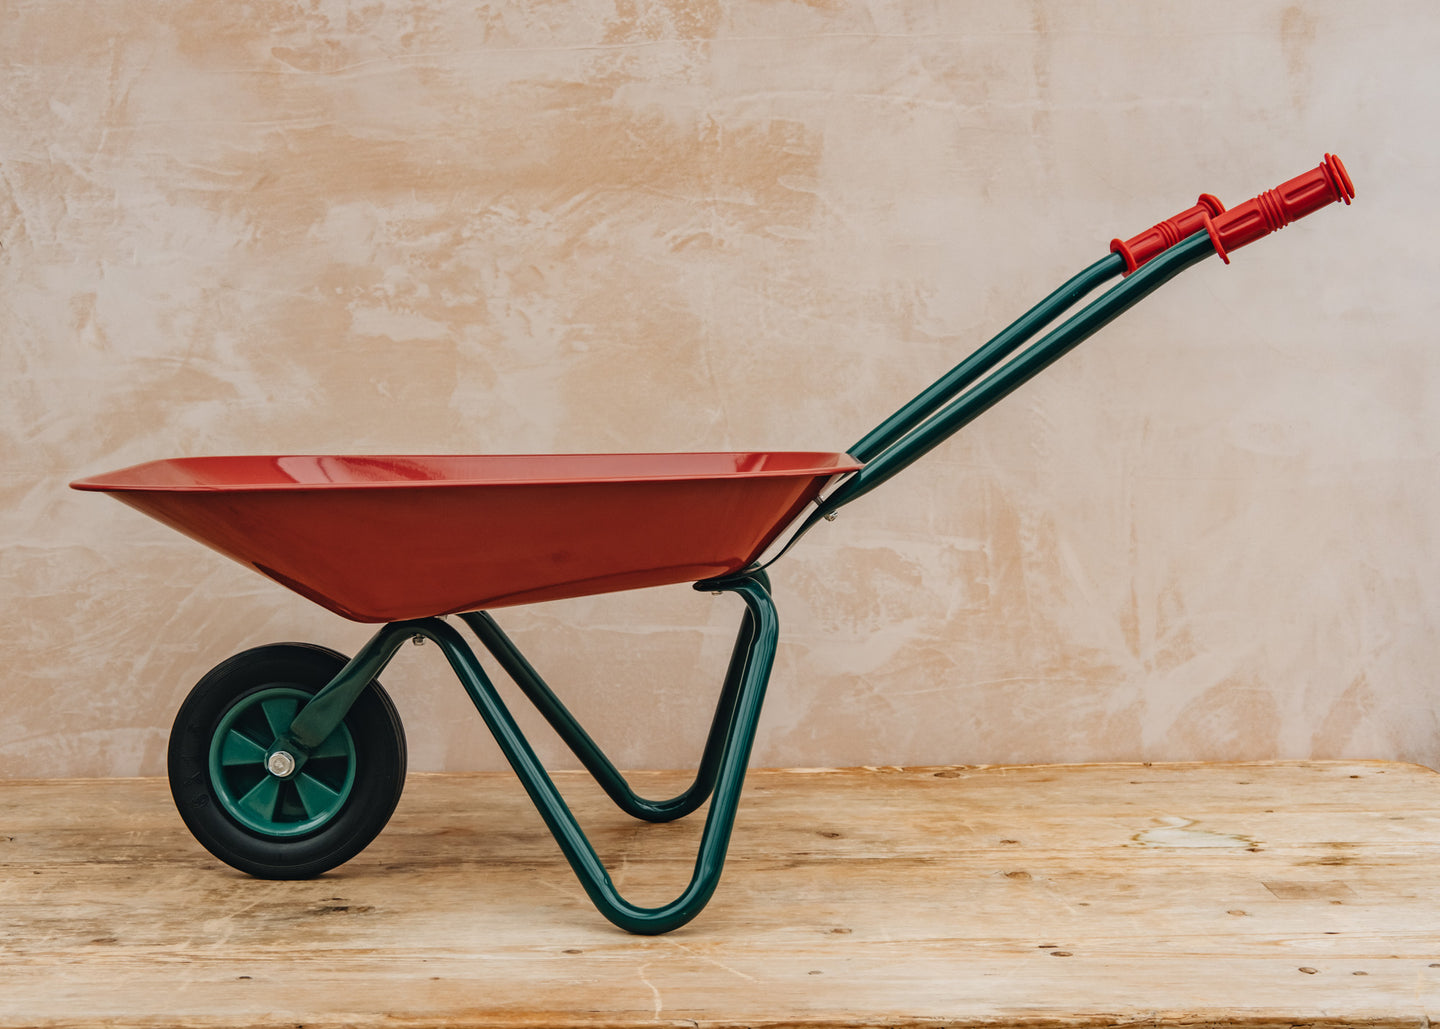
[441,573,778,933]
[455,570,769,824]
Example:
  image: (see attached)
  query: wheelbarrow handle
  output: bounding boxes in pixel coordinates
[752,153,1356,573]
[804,153,1355,526]
[1109,153,1354,273]
[1206,153,1354,263]
[1111,193,1227,275]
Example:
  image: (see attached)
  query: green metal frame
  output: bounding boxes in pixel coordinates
[276,571,777,935]
[268,228,1222,934]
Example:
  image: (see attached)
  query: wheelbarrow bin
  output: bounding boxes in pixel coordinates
[71,155,1355,934]
[70,451,862,621]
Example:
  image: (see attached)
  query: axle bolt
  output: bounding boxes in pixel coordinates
[267,751,297,778]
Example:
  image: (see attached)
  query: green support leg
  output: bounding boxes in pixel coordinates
[442,572,779,933]
[281,571,780,934]
[455,569,770,824]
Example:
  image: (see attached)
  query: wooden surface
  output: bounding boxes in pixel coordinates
[2,761,1438,1028]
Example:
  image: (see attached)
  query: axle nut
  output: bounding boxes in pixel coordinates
[267,751,297,778]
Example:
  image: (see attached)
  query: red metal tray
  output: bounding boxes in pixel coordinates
[70,452,861,621]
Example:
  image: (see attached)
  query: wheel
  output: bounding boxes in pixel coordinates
[167,642,407,879]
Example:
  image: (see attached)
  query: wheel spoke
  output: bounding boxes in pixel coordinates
[259,695,301,740]
[309,732,351,760]
[236,776,282,825]
[294,771,342,819]
[219,730,268,767]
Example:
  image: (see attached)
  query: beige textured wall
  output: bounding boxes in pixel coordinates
[3,1,1436,778]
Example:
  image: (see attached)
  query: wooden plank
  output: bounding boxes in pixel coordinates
[2,761,1438,1028]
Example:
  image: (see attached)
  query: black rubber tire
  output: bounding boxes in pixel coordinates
[167,642,407,879]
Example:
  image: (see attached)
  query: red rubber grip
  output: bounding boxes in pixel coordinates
[1111,193,1227,275]
[1206,153,1354,264]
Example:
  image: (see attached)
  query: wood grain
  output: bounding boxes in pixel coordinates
[2,761,1438,1027]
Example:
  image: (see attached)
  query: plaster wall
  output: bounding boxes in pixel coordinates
[2,0,1436,777]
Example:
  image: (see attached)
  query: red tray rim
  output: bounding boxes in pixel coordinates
[70,451,864,494]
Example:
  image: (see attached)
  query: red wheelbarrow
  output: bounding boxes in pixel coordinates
[72,155,1354,933]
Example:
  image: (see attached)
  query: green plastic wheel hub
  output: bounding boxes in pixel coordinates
[207,687,357,837]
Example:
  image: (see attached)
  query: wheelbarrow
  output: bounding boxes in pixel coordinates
[71,155,1355,934]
